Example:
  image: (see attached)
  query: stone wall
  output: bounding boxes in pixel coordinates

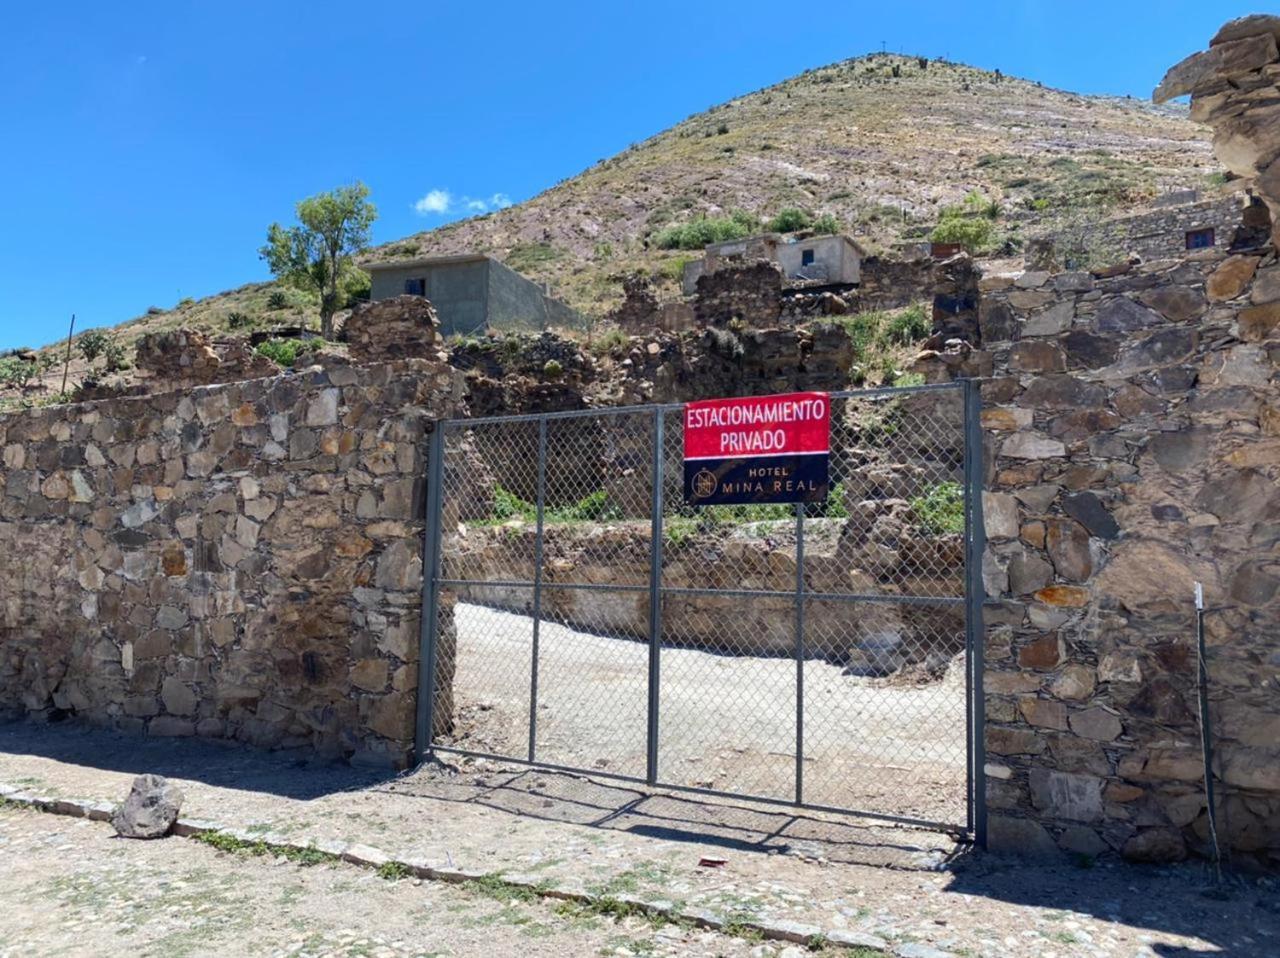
[1155,15,1280,251]
[917,245,1280,865]
[134,329,281,388]
[1029,194,1251,269]
[343,295,445,364]
[0,360,464,767]
[449,521,963,670]
[693,260,784,328]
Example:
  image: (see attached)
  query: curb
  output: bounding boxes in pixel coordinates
[0,782,951,957]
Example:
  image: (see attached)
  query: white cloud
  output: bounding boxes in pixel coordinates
[413,189,453,215]
[413,189,513,217]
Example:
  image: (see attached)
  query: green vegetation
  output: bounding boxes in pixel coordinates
[654,211,759,250]
[762,207,840,235]
[485,485,623,526]
[78,329,129,375]
[226,310,252,329]
[505,242,564,273]
[260,181,377,339]
[589,327,630,356]
[909,481,965,535]
[834,303,932,385]
[930,191,999,253]
[376,861,412,881]
[254,337,321,368]
[192,830,341,867]
[0,356,40,389]
[766,207,812,233]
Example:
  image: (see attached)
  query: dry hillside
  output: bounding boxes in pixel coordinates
[2,53,1220,408]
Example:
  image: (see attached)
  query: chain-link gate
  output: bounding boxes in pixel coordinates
[416,381,986,841]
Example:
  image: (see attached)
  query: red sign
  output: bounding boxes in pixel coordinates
[684,392,830,460]
[683,392,831,505]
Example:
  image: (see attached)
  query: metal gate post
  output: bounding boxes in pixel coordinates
[962,378,988,847]
[794,501,806,806]
[415,424,447,764]
[645,408,665,785]
[529,418,548,762]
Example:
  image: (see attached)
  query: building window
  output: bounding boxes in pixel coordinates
[801,249,815,266]
[1185,228,1215,250]
[404,278,426,296]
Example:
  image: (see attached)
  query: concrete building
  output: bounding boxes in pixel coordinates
[367,254,582,337]
[681,233,866,295]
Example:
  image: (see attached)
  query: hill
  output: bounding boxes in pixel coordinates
[1,52,1220,404]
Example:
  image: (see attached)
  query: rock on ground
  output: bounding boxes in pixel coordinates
[110,774,185,839]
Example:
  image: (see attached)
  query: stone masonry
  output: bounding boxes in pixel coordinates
[1155,14,1280,251]
[0,359,464,767]
[916,245,1280,866]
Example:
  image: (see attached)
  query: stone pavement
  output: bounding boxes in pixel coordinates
[1,720,1277,957]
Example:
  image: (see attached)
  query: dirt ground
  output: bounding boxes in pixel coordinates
[447,604,968,827]
[2,720,1277,957]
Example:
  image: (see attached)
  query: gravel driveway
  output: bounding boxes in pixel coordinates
[447,603,968,826]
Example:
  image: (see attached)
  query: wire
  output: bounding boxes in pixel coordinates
[1195,582,1223,881]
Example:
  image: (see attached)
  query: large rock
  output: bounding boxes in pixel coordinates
[111,774,185,839]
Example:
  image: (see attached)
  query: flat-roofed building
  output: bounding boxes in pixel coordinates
[366,254,582,337]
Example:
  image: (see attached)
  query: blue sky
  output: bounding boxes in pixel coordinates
[0,1,1257,350]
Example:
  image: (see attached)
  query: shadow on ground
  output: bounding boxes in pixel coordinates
[943,840,1278,957]
[3,718,1276,956]
[381,759,961,870]
[0,718,391,801]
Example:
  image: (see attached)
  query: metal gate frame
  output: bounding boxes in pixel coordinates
[415,380,987,845]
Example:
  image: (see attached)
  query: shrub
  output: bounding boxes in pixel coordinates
[227,310,252,328]
[342,269,371,305]
[266,290,290,310]
[653,211,758,251]
[542,359,564,381]
[929,213,995,253]
[910,481,965,535]
[102,339,130,373]
[881,304,930,345]
[177,297,195,308]
[77,330,109,365]
[812,212,840,235]
[589,327,629,356]
[0,357,38,389]
[254,337,320,368]
[766,208,814,233]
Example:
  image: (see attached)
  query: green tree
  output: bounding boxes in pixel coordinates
[259,182,377,339]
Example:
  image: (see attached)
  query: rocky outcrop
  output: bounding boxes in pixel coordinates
[1155,15,1280,250]
[344,295,445,364]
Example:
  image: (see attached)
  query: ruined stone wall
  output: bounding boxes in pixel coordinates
[134,329,282,388]
[0,360,464,767]
[919,246,1280,865]
[449,521,963,669]
[693,260,784,328]
[1030,194,1250,268]
[343,295,445,364]
[858,253,937,311]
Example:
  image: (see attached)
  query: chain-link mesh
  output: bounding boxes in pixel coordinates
[428,384,974,831]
